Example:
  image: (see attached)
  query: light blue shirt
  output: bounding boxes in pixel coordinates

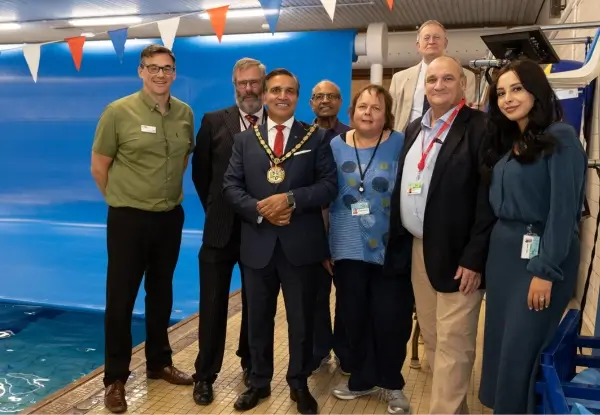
[400,105,460,238]
[329,131,405,265]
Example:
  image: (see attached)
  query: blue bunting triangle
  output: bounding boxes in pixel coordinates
[108,28,128,63]
[259,0,282,34]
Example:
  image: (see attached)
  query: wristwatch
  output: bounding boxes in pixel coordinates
[286,191,295,208]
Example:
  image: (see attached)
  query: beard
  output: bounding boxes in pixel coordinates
[236,91,263,114]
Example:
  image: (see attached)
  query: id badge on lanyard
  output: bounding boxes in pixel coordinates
[521,224,540,259]
[406,99,465,196]
[350,130,383,215]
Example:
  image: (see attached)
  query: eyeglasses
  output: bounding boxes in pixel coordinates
[235,79,261,89]
[142,64,175,75]
[420,34,443,43]
[312,93,341,101]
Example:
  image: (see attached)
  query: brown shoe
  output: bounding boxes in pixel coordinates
[147,365,193,385]
[104,381,127,414]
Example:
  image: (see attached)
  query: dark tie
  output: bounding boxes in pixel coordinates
[422,96,430,115]
[245,114,258,125]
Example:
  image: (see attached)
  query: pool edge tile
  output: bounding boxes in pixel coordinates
[21,289,242,414]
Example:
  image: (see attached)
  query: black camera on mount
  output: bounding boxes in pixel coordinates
[469,27,561,82]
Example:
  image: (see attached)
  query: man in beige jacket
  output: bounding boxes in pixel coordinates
[390,20,480,132]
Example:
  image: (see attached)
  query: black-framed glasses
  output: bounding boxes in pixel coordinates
[141,64,175,75]
[312,93,341,101]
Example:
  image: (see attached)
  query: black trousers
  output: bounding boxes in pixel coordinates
[103,205,184,387]
[313,267,350,371]
[193,228,250,383]
[244,242,319,390]
[334,259,414,391]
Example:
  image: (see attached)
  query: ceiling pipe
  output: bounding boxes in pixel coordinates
[539,21,600,31]
[552,36,594,45]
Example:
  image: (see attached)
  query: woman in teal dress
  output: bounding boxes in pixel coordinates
[478,58,588,413]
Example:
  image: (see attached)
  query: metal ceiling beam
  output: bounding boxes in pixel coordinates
[540,21,600,30]
[551,36,594,44]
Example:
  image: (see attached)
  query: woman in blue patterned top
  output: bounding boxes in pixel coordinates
[327,84,412,414]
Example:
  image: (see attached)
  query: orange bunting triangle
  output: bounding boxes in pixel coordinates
[207,5,229,42]
[387,0,394,9]
[65,36,86,71]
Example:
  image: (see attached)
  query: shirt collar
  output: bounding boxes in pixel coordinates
[421,102,461,129]
[139,89,171,112]
[239,106,264,120]
[267,116,295,131]
[313,117,339,130]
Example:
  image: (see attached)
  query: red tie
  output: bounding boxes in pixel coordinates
[274,125,285,157]
[245,114,258,125]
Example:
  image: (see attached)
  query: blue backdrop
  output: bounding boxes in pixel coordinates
[0,30,356,320]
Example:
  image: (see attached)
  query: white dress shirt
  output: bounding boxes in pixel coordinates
[256,116,295,224]
[266,116,295,153]
[409,61,428,123]
[400,105,459,238]
[239,107,265,131]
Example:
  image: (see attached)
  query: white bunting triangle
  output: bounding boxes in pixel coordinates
[157,17,181,50]
[23,43,41,83]
[319,0,337,21]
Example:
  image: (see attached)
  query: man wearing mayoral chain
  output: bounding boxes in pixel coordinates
[223,68,338,414]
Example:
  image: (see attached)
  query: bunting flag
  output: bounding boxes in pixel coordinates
[157,17,180,50]
[259,0,282,34]
[319,0,337,21]
[207,5,229,42]
[65,36,86,71]
[0,0,402,81]
[108,28,128,63]
[23,44,41,82]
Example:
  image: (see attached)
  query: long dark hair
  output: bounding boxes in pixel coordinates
[481,59,563,180]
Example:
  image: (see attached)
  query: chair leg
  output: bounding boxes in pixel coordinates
[410,313,421,369]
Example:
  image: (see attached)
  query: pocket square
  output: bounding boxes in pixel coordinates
[294,149,312,156]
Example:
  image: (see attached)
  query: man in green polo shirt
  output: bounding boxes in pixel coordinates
[90,44,194,414]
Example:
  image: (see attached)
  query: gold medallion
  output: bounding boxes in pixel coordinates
[267,166,285,184]
[253,123,318,184]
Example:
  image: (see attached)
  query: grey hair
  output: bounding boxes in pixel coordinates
[311,79,341,95]
[232,57,266,83]
[416,20,447,41]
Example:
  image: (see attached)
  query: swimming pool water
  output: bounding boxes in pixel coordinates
[0,303,147,413]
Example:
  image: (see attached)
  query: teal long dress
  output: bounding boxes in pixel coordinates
[478,122,588,413]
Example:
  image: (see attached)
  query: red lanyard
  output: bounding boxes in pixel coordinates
[417,98,465,172]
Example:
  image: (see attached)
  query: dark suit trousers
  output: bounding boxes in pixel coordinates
[104,205,184,387]
[334,259,414,391]
[193,224,251,383]
[313,267,350,371]
[245,242,319,390]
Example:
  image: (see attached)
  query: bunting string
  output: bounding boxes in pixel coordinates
[0,0,391,82]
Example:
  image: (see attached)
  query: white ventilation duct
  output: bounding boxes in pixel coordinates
[353,27,509,70]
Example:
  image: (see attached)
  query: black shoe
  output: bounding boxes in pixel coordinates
[290,388,318,414]
[233,386,271,411]
[192,381,213,406]
[242,367,250,387]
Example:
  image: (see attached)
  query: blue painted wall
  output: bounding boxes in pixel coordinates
[0,31,356,320]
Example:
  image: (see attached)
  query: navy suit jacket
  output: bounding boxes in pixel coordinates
[222,119,338,269]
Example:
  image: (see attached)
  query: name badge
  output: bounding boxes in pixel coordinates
[407,181,423,195]
[351,201,370,216]
[521,234,540,259]
[141,125,157,133]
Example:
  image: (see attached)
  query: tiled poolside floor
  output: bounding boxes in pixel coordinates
[23,292,583,414]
